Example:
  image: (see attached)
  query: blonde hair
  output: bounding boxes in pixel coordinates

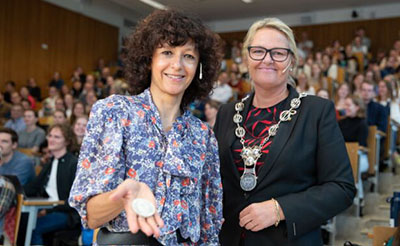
[242,17,298,68]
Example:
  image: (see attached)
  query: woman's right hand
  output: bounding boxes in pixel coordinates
[109,179,164,238]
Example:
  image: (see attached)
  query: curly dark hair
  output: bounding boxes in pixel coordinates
[123,9,223,107]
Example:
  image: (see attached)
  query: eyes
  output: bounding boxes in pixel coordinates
[160,49,198,63]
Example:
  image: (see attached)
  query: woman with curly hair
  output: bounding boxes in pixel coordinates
[69,9,223,246]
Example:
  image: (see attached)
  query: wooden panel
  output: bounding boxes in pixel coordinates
[345,142,359,183]
[0,0,119,97]
[367,126,378,175]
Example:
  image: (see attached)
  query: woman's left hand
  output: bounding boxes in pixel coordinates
[238,200,277,232]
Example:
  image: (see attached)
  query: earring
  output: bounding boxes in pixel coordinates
[199,63,203,80]
[290,67,293,72]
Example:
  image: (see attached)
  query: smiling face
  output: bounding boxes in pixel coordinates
[247,28,292,91]
[47,127,67,153]
[149,41,199,102]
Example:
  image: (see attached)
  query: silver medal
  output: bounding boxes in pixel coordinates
[290,98,301,109]
[131,198,156,218]
[240,172,257,191]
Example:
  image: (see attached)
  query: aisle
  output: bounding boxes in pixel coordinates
[334,170,399,246]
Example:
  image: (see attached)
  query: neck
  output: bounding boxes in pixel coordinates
[253,84,289,108]
[150,88,182,132]
[52,148,67,159]
[26,124,36,132]
[208,118,216,128]
[77,136,84,145]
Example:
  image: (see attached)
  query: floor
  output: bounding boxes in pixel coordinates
[333,168,399,246]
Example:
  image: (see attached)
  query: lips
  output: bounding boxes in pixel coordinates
[165,73,185,80]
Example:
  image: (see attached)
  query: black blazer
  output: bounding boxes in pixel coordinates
[24,151,80,228]
[214,86,356,246]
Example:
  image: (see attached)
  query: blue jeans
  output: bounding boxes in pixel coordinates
[31,212,69,245]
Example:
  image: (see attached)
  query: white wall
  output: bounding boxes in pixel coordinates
[207,2,400,33]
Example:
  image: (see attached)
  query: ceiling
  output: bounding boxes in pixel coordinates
[111,0,398,22]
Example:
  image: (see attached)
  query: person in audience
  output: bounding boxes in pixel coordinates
[0,92,11,125]
[204,100,220,128]
[21,99,31,111]
[355,27,371,51]
[3,81,16,103]
[79,74,95,104]
[55,97,66,112]
[71,80,83,99]
[316,88,330,100]
[53,110,68,125]
[309,63,325,91]
[18,109,46,153]
[43,85,60,113]
[64,94,74,119]
[295,72,315,95]
[60,84,70,98]
[321,54,338,81]
[69,9,223,245]
[351,73,364,97]
[10,91,22,105]
[209,71,233,103]
[214,17,355,245]
[70,101,86,125]
[72,115,88,147]
[27,77,42,101]
[344,44,358,80]
[335,83,351,116]
[0,128,35,185]
[49,71,64,89]
[84,90,97,113]
[338,96,369,212]
[360,81,388,132]
[4,104,26,132]
[24,124,80,245]
[71,66,86,83]
[20,86,35,109]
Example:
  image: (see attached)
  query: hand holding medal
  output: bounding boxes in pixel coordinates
[110,179,164,238]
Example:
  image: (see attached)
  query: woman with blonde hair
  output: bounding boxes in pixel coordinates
[214,17,355,245]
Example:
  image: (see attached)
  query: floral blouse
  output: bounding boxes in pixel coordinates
[69,89,223,245]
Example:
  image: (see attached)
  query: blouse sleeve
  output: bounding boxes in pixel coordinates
[197,128,223,245]
[68,96,127,228]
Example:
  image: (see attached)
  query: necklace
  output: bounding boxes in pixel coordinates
[234,92,307,191]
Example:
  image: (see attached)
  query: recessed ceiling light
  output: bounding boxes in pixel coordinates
[139,0,166,9]
[242,0,253,3]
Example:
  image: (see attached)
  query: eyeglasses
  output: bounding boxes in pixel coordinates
[247,46,292,62]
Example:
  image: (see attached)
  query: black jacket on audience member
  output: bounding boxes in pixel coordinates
[214,86,356,246]
[24,152,80,228]
[366,101,388,132]
[339,117,369,147]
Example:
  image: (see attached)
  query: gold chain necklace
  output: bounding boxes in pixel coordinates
[234,92,307,191]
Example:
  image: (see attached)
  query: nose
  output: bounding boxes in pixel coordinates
[262,51,273,63]
[171,55,183,70]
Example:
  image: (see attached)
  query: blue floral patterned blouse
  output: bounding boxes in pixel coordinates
[69,89,223,245]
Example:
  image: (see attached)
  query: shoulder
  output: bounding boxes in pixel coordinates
[13,152,33,164]
[301,95,334,112]
[90,94,144,118]
[186,113,213,135]
[217,101,236,117]
[61,152,78,165]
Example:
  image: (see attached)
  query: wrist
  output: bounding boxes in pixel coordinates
[271,198,281,227]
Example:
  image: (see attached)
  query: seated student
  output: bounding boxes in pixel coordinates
[18,109,46,153]
[361,81,388,132]
[53,109,68,125]
[24,124,80,245]
[338,96,369,212]
[0,128,35,185]
[4,104,26,132]
[0,175,17,242]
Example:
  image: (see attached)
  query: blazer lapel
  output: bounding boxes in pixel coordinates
[254,86,302,190]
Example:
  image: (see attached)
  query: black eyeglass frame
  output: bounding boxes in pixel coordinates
[247,46,293,62]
